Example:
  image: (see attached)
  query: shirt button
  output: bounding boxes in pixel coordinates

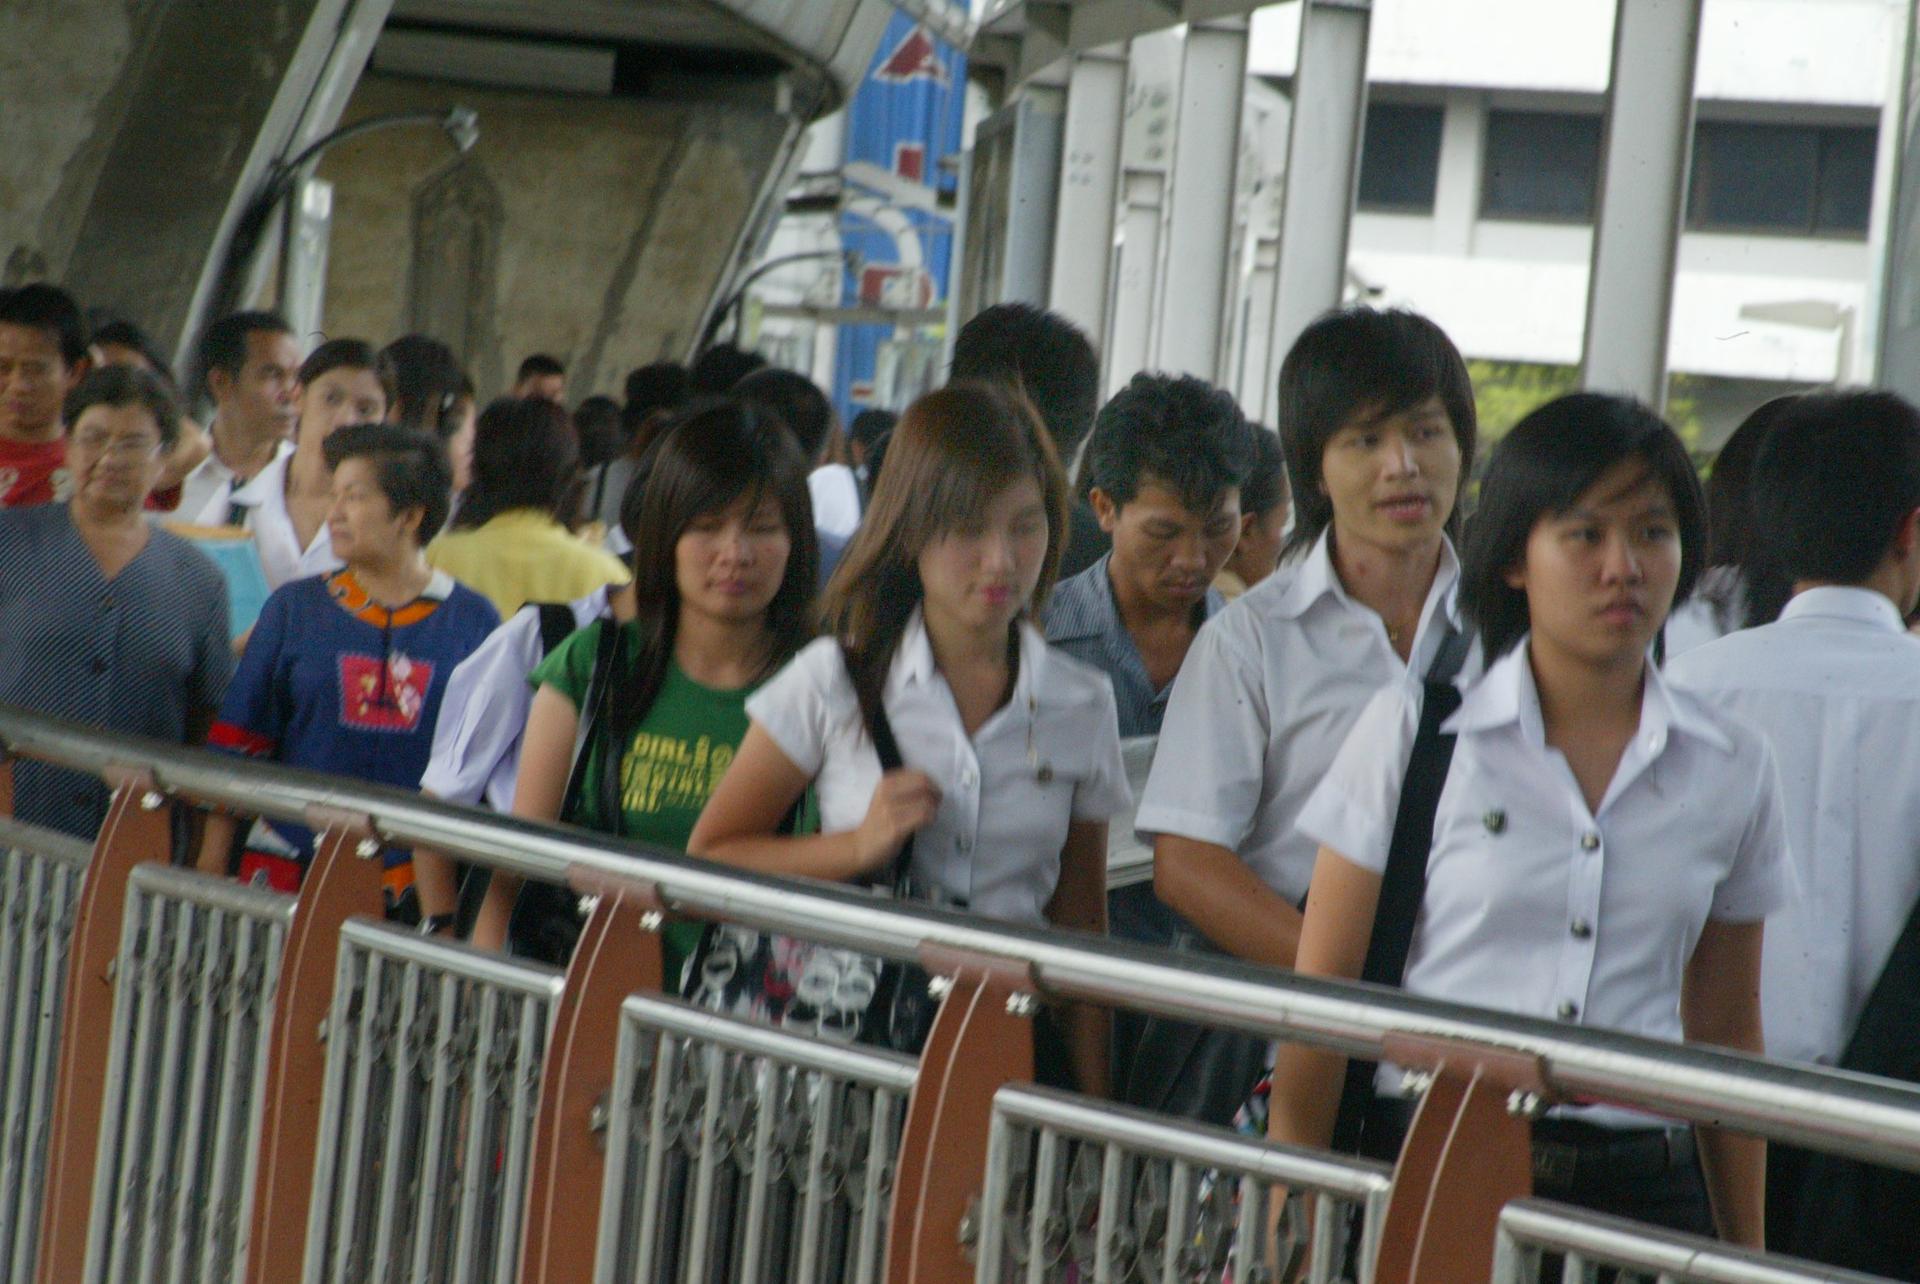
[1570,918,1593,940]
[1556,1000,1579,1020]
[958,835,973,854]
[1580,832,1600,852]
[960,767,977,789]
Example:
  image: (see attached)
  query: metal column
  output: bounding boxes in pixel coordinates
[1153,20,1249,381]
[1874,0,1920,399]
[1048,45,1129,345]
[1102,31,1180,396]
[1267,0,1373,377]
[1579,0,1704,407]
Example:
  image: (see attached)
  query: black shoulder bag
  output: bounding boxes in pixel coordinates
[508,617,624,965]
[1329,627,1471,1156]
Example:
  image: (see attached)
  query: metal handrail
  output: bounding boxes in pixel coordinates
[1492,1200,1891,1283]
[9,705,1920,1173]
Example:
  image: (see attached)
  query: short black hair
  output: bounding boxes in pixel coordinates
[688,343,766,395]
[380,334,473,438]
[0,282,89,367]
[452,396,582,529]
[1753,391,1920,587]
[321,421,453,543]
[950,303,1101,456]
[1085,372,1255,511]
[734,367,835,460]
[298,337,392,401]
[517,352,565,381]
[196,309,292,394]
[88,317,175,387]
[849,408,896,449]
[572,394,623,470]
[1461,392,1704,661]
[1242,424,1290,517]
[623,361,690,419]
[1277,307,1477,554]
[63,365,182,450]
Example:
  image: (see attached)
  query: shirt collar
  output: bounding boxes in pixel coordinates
[1779,584,1905,633]
[1271,527,1462,630]
[889,605,1050,703]
[228,445,293,506]
[1451,635,1732,754]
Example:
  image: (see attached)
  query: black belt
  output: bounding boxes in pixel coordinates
[1367,1097,1695,1190]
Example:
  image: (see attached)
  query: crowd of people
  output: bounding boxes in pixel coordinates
[3,277,1918,1272]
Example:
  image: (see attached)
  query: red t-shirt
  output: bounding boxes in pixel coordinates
[0,436,66,508]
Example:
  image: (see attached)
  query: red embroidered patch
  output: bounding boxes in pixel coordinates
[337,652,435,732]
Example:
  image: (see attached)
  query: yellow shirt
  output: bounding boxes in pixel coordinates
[1213,568,1249,601]
[426,508,631,620]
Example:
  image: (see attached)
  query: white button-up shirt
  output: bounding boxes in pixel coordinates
[1299,639,1789,1059]
[1134,529,1467,903]
[228,450,340,589]
[175,436,293,527]
[1667,585,1920,1066]
[747,612,1132,927]
[420,589,609,810]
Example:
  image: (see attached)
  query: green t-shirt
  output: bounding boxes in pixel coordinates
[532,619,758,976]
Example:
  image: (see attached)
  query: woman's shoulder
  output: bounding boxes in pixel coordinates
[1025,629,1120,716]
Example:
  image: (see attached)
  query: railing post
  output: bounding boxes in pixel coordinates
[34,773,171,1284]
[519,870,667,1284]
[885,945,1039,1284]
[243,813,385,1284]
[1370,1034,1546,1284]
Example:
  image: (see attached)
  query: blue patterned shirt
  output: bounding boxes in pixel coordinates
[1043,553,1224,737]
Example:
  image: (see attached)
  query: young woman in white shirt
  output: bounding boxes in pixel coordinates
[1271,393,1788,1245]
[688,382,1131,1092]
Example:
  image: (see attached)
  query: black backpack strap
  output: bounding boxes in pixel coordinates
[535,602,577,656]
[559,619,623,828]
[839,642,916,892]
[1330,625,1468,1153]
[1838,886,1920,1078]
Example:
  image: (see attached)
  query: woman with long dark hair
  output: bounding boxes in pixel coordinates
[469,399,818,977]
[688,382,1130,1089]
[1268,393,1787,1246]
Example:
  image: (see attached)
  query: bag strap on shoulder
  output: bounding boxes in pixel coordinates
[1331,623,1468,1152]
[839,642,916,892]
[559,617,623,829]
[535,601,577,656]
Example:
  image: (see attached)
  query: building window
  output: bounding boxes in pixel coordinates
[1688,121,1876,236]
[1358,103,1444,213]
[1480,110,1604,222]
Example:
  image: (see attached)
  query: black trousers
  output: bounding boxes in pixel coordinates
[1364,1097,1716,1237]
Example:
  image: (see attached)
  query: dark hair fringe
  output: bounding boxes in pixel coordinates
[1460,392,1704,661]
[63,365,183,451]
[321,422,454,543]
[1085,371,1256,511]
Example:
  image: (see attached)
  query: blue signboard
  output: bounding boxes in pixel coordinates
[831,6,967,424]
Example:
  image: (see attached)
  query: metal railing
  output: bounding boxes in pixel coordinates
[6,711,1912,1173]
[598,993,917,1284]
[1491,1200,1894,1284]
[301,919,563,1283]
[977,1086,1391,1284]
[85,865,294,1283]
[0,818,90,1282]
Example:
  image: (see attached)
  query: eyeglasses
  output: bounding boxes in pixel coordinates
[72,433,163,459]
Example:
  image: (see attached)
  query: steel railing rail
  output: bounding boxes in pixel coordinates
[1491,1200,1893,1284]
[9,706,1920,1178]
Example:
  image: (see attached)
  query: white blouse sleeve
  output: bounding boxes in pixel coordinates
[419,608,543,805]
[744,638,847,779]
[1709,736,1793,922]
[1134,619,1270,849]
[1292,682,1422,875]
[1071,679,1134,823]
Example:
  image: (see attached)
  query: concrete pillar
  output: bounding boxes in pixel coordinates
[1153,19,1249,381]
[1431,91,1486,258]
[1047,45,1128,344]
[1579,0,1704,408]
[1267,0,1372,377]
[1874,0,1920,399]
[1102,31,1180,396]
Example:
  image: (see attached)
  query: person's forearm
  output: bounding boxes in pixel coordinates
[1062,1002,1110,1099]
[411,846,459,920]
[1267,1039,1346,1151]
[692,831,876,884]
[196,813,236,877]
[1698,1126,1765,1248]
[469,871,523,950]
[1154,837,1303,968]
